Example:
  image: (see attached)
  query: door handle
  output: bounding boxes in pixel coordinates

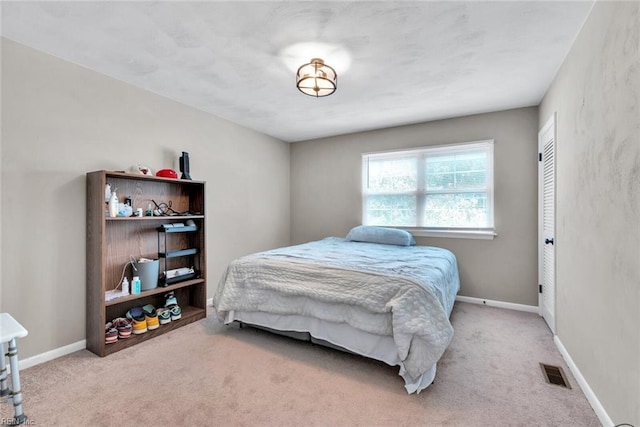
[545,238,554,245]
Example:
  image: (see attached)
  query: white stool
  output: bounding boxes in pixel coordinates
[0,313,28,424]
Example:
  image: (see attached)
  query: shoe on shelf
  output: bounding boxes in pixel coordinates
[112,317,132,339]
[169,304,182,321]
[126,306,144,321]
[164,291,181,320]
[105,322,118,344]
[164,292,178,307]
[126,307,148,335]
[157,307,171,325]
[142,304,160,330]
[130,317,147,335]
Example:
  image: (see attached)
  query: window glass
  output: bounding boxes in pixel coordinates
[365,194,416,226]
[362,141,494,231]
[367,157,416,192]
[424,193,488,227]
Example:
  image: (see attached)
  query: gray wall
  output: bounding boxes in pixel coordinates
[539,1,639,424]
[291,107,539,306]
[0,39,291,358]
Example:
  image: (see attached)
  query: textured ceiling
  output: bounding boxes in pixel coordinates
[1,1,594,142]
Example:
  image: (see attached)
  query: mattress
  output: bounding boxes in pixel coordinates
[214,237,460,393]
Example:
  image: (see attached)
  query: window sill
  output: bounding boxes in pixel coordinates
[402,228,497,240]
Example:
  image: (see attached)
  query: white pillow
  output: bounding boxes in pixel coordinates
[345,226,416,246]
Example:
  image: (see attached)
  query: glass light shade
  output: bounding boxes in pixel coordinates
[296,58,337,97]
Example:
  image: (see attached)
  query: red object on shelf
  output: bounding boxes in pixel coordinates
[156,169,178,179]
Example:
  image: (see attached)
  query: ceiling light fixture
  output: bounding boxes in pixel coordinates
[296,58,337,97]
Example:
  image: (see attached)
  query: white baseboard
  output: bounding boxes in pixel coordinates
[554,336,613,427]
[8,340,86,373]
[207,297,213,306]
[455,295,539,313]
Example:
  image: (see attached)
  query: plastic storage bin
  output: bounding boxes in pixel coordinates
[133,259,159,291]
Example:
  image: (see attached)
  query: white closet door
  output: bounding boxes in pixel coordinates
[538,114,556,333]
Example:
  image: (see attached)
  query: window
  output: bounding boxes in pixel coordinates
[362,140,495,238]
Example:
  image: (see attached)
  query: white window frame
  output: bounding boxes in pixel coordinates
[362,140,496,240]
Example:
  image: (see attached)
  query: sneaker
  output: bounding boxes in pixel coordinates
[126,307,147,335]
[142,304,160,330]
[112,317,132,339]
[164,292,181,321]
[131,317,147,335]
[165,292,178,307]
[157,307,171,325]
[105,322,118,344]
[169,304,182,321]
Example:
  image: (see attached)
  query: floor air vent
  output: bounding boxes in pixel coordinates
[540,363,571,389]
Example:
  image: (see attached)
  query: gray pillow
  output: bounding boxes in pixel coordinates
[345,225,416,246]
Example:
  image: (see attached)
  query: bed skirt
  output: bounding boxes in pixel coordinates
[225,310,436,393]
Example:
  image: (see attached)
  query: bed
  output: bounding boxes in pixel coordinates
[213,226,460,393]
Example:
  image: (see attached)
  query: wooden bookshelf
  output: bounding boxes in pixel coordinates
[86,170,206,356]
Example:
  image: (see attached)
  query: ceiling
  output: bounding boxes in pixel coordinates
[1,1,594,142]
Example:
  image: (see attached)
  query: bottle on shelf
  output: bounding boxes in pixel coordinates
[122,277,129,296]
[108,190,119,217]
[131,276,141,295]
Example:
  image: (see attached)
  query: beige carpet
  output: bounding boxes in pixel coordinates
[1,302,599,426]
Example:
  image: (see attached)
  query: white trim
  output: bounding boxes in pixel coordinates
[207,297,214,306]
[362,139,495,157]
[455,295,538,313]
[6,340,86,374]
[409,229,496,240]
[554,336,613,427]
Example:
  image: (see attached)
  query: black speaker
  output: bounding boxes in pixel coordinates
[179,151,192,180]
